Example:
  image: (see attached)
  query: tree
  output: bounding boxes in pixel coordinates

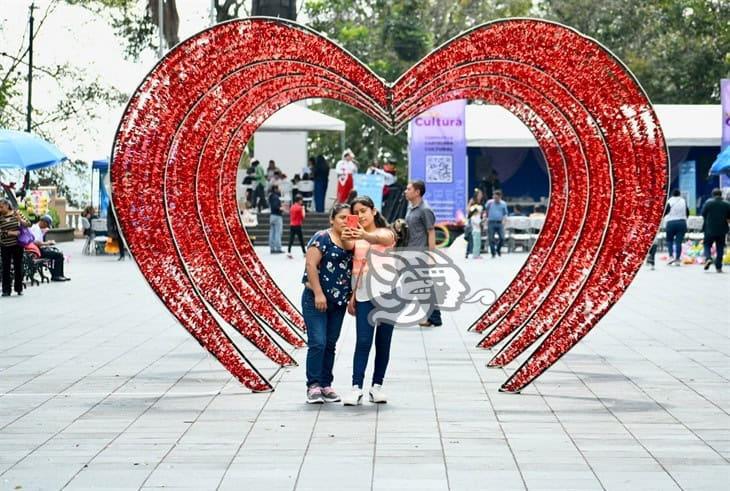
[304,0,532,168]
[0,1,126,204]
[540,0,730,103]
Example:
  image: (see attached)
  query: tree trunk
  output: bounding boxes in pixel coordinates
[149,0,180,49]
[252,0,297,20]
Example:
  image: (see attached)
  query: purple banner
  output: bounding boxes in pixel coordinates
[408,100,467,223]
[721,79,730,188]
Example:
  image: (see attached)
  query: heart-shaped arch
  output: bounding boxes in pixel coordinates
[111,18,668,393]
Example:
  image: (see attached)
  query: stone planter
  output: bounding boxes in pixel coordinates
[45,227,75,243]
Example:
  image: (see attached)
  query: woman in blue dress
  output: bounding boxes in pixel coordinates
[301,203,355,403]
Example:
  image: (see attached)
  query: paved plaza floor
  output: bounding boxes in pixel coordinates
[1,239,728,490]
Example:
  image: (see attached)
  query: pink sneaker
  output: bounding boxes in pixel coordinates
[320,386,341,403]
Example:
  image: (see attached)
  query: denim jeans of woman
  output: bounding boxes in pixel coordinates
[665,219,686,260]
[302,288,346,387]
[352,299,394,388]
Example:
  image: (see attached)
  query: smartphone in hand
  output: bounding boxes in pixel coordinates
[346,215,359,229]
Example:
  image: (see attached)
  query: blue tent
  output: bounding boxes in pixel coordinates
[91,157,111,217]
[92,158,109,171]
[0,129,67,170]
[709,147,730,176]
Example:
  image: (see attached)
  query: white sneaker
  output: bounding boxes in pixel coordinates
[369,384,388,404]
[342,386,363,406]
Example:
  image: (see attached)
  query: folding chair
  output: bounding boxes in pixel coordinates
[297,180,315,210]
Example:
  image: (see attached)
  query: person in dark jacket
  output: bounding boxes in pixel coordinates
[701,188,730,273]
[268,185,283,254]
[313,155,329,212]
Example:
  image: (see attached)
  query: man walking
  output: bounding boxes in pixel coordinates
[251,160,268,212]
[701,188,730,273]
[405,180,442,327]
[484,190,509,258]
[268,185,283,254]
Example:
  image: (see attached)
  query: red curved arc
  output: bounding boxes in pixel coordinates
[390,64,597,340]
[113,18,668,392]
[391,62,604,348]
[113,19,387,390]
[501,105,667,392]
[111,82,273,392]
[194,78,387,338]
[488,44,653,370]
[167,67,380,350]
[216,86,390,299]
[496,63,667,391]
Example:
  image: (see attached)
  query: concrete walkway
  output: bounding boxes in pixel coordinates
[1,240,728,490]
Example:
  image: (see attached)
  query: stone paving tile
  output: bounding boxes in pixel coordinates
[0,240,728,490]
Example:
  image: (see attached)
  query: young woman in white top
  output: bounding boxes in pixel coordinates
[664,189,689,265]
[340,196,396,406]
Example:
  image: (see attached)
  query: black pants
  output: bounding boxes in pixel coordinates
[288,225,305,253]
[1,244,23,294]
[704,235,726,271]
[253,183,267,212]
[40,247,64,278]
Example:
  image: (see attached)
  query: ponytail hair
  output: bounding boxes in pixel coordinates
[349,195,388,228]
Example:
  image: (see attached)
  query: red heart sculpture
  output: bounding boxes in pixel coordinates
[111,18,668,393]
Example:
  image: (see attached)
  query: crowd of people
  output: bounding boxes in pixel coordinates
[0,198,70,298]
[646,187,730,272]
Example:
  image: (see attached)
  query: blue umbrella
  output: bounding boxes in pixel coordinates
[709,146,730,176]
[0,129,68,171]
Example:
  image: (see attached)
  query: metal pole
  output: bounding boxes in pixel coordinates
[23,2,36,195]
[26,2,35,133]
[157,0,165,58]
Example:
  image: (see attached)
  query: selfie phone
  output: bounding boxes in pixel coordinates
[346,215,359,229]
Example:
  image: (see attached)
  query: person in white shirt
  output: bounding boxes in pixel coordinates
[31,215,69,281]
[664,189,689,266]
[335,149,358,177]
[335,149,358,204]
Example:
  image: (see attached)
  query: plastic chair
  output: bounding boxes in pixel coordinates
[297,180,315,210]
[91,218,109,254]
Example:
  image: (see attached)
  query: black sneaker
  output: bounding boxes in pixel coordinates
[704,258,713,271]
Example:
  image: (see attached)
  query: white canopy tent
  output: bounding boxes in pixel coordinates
[466,104,721,148]
[242,103,346,210]
[257,103,347,133]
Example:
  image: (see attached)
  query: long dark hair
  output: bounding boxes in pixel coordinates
[350,195,388,228]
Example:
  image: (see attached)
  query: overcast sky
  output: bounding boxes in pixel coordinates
[1,0,214,163]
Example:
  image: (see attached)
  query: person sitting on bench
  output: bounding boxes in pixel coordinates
[30,215,70,282]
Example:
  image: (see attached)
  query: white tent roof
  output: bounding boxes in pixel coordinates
[466,104,721,148]
[258,104,346,132]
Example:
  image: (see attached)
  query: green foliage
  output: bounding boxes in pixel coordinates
[540,0,730,103]
[304,0,532,170]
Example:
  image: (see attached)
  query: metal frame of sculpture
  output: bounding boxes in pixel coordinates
[111,17,668,393]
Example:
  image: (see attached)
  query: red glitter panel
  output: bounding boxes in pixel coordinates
[112,18,667,392]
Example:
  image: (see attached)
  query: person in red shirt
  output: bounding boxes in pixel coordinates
[288,195,306,258]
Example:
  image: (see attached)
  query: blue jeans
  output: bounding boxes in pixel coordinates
[471,229,482,258]
[665,219,686,260]
[314,179,327,212]
[487,221,504,256]
[353,300,394,388]
[269,214,283,252]
[302,288,347,387]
